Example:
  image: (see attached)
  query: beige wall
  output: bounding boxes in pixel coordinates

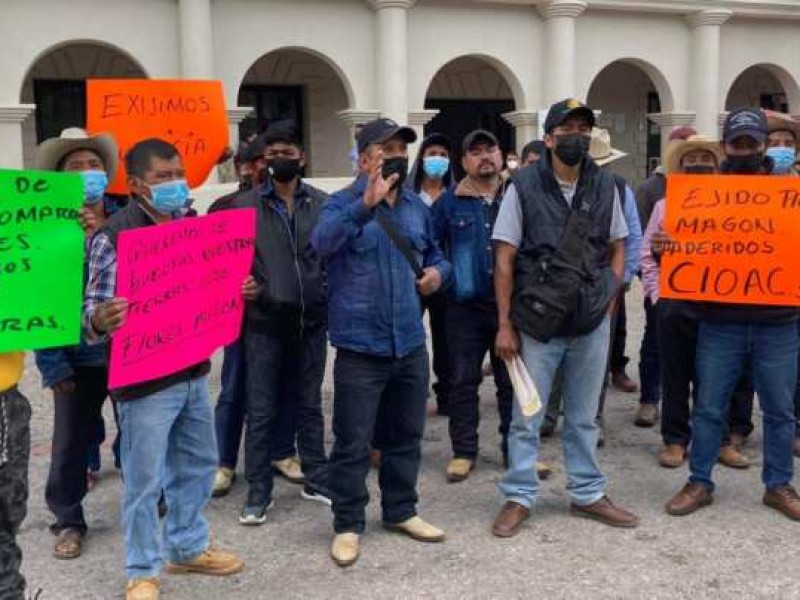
[241,50,351,178]
[588,61,657,187]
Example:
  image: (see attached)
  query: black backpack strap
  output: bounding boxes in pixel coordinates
[375,207,424,279]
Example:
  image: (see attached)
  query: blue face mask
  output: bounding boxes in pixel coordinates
[81,170,108,204]
[148,179,190,215]
[423,156,450,180]
[767,146,796,174]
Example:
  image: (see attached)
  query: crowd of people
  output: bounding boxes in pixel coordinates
[2,97,800,600]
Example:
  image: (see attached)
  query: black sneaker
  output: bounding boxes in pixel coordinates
[239,500,273,526]
[301,486,332,507]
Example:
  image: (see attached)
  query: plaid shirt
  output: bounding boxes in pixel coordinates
[82,232,118,344]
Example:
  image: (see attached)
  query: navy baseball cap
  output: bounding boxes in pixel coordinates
[544,98,596,134]
[357,118,417,154]
[723,108,768,144]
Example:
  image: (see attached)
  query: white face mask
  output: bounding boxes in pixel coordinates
[507,160,519,170]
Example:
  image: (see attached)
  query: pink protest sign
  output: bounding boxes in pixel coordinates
[109,208,256,389]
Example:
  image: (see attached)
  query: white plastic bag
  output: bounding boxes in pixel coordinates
[504,355,542,418]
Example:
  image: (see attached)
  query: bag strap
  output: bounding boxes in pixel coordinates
[375,207,425,279]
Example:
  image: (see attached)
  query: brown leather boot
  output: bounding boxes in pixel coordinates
[665,483,713,516]
[611,371,638,393]
[718,444,750,469]
[763,486,800,521]
[492,502,530,538]
[570,496,639,528]
[658,444,687,468]
[634,404,659,428]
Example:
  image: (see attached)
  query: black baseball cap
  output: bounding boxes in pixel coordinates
[462,129,499,153]
[357,118,417,154]
[723,108,768,144]
[543,99,596,134]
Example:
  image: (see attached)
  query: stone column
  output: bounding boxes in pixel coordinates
[178,0,214,79]
[687,9,732,136]
[0,105,36,169]
[338,109,382,174]
[368,0,417,124]
[538,0,588,105]
[647,112,697,157]
[502,110,539,152]
[408,109,440,161]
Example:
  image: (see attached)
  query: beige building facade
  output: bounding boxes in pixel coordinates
[1,0,800,186]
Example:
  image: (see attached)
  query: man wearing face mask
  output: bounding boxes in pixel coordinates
[218,129,331,524]
[765,111,800,176]
[432,130,515,482]
[409,133,454,417]
[491,99,637,537]
[84,138,251,600]
[665,108,800,521]
[32,128,122,560]
[312,118,451,567]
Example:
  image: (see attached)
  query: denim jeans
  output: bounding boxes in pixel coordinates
[0,388,31,600]
[329,346,429,534]
[446,301,512,459]
[243,327,328,505]
[46,366,108,534]
[500,317,610,507]
[638,298,661,405]
[690,321,798,491]
[117,377,217,579]
[215,338,298,470]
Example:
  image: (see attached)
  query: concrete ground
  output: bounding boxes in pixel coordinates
[15,285,800,600]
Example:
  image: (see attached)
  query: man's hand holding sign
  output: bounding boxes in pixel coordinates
[660,174,800,306]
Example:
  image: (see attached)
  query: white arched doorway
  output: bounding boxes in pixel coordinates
[586,59,675,185]
[725,64,800,114]
[237,48,353,177]
[423,55,522,172]
[20,40,147,167]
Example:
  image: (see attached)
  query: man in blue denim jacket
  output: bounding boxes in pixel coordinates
[312,118,451,567]
[431,130,514,483]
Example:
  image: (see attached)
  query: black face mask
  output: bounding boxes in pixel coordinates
[238,174,254,191]
[683,165,715,175]
[382,156,409,191]
[723,153,764,175]
[267,158,302,183]
[553,134,591,167]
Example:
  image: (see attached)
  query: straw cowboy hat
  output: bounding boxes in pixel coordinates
[589,128,628,167]
[765,110,800,139]
[35,127,118,179]
[663,135,723,174]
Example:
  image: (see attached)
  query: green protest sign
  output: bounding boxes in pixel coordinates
[0,169,84,351]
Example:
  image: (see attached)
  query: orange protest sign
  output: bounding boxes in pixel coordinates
[660,173,800,306]
[86,79,228,194]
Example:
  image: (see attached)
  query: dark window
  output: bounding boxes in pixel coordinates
[760,93,789,113]
[33,79,87,143]
[237,85,304,144]
[646,92,662,176]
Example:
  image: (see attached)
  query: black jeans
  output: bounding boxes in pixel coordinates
[329,346,429,534]
[446,302,512,459]
[424,293,450,412]
[0,388,31,600]
[658,300,752,446]
[638,297,662,405]
[244,327,328,505]
[45,366,108,534]
[610,292,628,373]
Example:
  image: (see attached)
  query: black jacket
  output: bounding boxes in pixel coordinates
[224,180,328,337]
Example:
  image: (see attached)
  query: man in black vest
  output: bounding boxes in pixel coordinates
[84,139,250,600]
[490,99,639,538]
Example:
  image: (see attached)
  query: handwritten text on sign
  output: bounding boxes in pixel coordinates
[0,169,83,352]
[660,174,800,306]
[109,209,256,388]
[86,79,229,195]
